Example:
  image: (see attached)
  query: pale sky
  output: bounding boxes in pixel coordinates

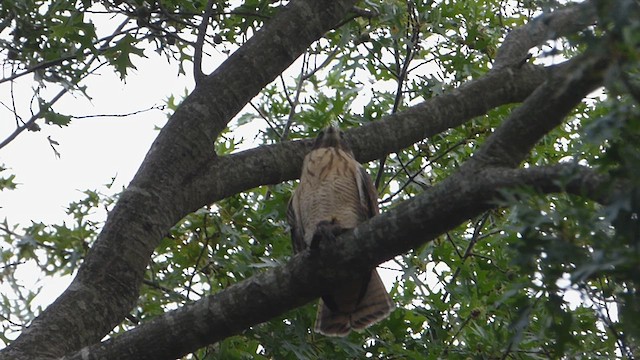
[0,50,199,310]
[0,56,193,224]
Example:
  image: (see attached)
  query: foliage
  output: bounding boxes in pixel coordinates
[1,0,640,359]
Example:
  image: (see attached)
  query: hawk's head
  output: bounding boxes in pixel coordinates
[312,126,353,153]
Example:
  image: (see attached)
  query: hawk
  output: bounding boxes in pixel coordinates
[287,126,395,336]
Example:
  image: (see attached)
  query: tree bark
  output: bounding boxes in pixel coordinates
[59,161,608,360]
[0,1,605,359]
[1,0,357,358]
[64,31,610,360]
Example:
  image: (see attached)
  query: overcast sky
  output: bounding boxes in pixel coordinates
[1,55,193,224]
[0,48,203,310]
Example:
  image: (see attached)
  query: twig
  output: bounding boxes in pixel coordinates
[249,101,281,138]
[69,104,166,119]
[186,210,215,300]
[142,279,189,302]
[0,19,130,85]
[332,5,380,30]
[583,282,636,359]
[374,2,421,189]
[301,47,341,81]
[280,53,308,141]
[10,69,22,128]
[445,232,463,258]
[194,0,216,85]
[380,138,469,204]
[280,47,341,140]
[0,223,71,254]
[0,261,26,270]
[443,315,473,354]
[279,75,293,107]
[0,86,67,151]
[156,2,199,29]
[441,212,490,304]
[0,56,111,151]
[0,313,23,328]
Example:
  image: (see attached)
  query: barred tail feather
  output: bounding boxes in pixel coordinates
[350,270,394,330]
[314,300,351,337]
[315,270,394,336]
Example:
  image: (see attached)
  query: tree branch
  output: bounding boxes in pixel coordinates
[494,0,598,68]
[0,87,69,151]
[0,1,358,358]
[59,41,611,360]
[193,0,215,85]
[186,63,548,209]
[472,46,610,168]
[59,163,609,360]
[0,1,604,359]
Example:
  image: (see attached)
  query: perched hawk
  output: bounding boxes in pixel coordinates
[287,126,395,336]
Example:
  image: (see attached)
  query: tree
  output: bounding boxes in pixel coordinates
[1,0,639,358]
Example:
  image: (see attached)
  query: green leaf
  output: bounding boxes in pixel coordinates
[42,111,72,127]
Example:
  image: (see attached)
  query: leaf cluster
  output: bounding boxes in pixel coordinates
[2,0,640,359]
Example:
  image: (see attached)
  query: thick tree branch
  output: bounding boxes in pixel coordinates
[185,64,549,209]
[0,2,603,359]
[59,164,609,360]
[58,25,611,358]
[1,1,357,358]
[494,0,597,68]
[473,47,610,168]
[182,0,603,209]
[185,45,606,210]
[181,1,604,213]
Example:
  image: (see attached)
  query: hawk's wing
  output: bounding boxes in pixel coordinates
[358,166,379,218]
[287,192,306,254]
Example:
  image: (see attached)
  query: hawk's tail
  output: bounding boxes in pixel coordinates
[314,270,394,336]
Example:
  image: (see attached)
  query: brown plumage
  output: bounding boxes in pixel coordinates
[287,126,394,336]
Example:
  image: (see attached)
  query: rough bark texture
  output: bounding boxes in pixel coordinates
[186,64,549,206]
[59,162,608,360]
[472,50,610,168]
[0,1,608,359]
[494,0,597,69]
[1,0,357,358]
[62,34,609,360]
